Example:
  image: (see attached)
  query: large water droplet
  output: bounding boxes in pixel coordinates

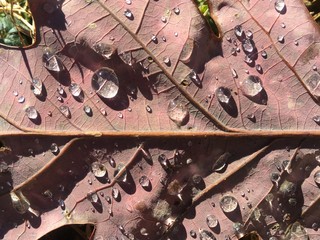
[69,83,82,97]
[199,229,216,240]
[240,75,263,97]
[139,175,151,189]
[216,87,231,104]
[234,25,243,37]
[93,43,116,59]
[314,170,320,185]
[275,0,286,13]
[206,215,219,228]
[91,162,107,177]
[242,38,254,53]
[87,191,99,203]
[219,195,238,213]
[25,106,38,120]
[167,99,189,126]
[59,105,71,118]
[91,67,119,99]
[42,47,64,72]
[31,78,43,96]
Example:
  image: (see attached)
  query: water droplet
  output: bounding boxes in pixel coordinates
[118,112,123,118]
[146,105,152,113]
[10,191,30,214]
[294,40,299,46]
[277,35,284,43]
[244,55,253,64]
[69,83,82,97]
[115,163,127,182]
[174,32,178,37]
[234,25,243,37]
[124,9,133,19]
[93,43,116,59]
[42,47,64,72]
[0,161,8,173]
[231,48,236,55]
[219,195,238,213]
[290,222,308,239]
[281,22,286,28]
[206,215,219,228]
[174,7,180,14]
[233,222,244,238]
[125,0,132,5]
[140,227,148,236]
[139,175,151,189]
[313,65,317,71]
[13,90,18,96]
[83,105,92,115]
[313,115,320,124]
[151,35,157,43]
[91,162,107,177]
[240,75,263,97]
[212,152,231,172]
[231,68,237,78]
[261,50,267,58]
[216,87,231,104]
[246,30,253,38]
[167,99,189,126]
[270,172,280,185]
[199,229,216,240]
[87,191,99,203]
[158,154,170,170]
[18,96,25,103]
[314,170,320,185]
[190,230,197,238]
[107,156,116,168]
[161,16,167,23]
[59,105,71,118]
[50,143,59,154]
[31,78,43,96]
[112,188,120,199]
[162,36,166,42]
[25,106,38,120]
[275,0,286,13]
[279,180,297,197]
[188,70,201,86]
[242,38,254,53]
[91,67,119,99]
[163,56,170,65]
[256,64,262,73]
[312,222,318,230]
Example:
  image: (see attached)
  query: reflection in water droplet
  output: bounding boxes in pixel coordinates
[50,143,59,153]
[91,67,119,99]
[216,87,231,104]
[42,47,64,72]
[25,106,38,120]
[219,195,238,213]
[124,9,133,19]
[91,162,107,177]
[242,38,254,53]
[240,75,263,97]
[87,191,99,203]
[59,105,71,118]
[275,0,286,13]
[167,99,189,126]
[18,96,25,103]
[277,35,284,43]
[69,83,82,97]
[314,170,320,185]
[206,215,218,228]
[234,25,243,37]
[139,175,151,189]
[31,78,43,96]
[199,229,216,240]
[93,42,116,59]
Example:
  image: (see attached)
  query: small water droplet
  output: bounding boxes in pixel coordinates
[312,222,318,230]
[174,7,180,14]
[13,90,18,96]
[161,16,167,23]
[174,32,178,37]
[240,75,263,97]
[57,96,63,102]
[42,47,64,72]
[261,50,267,58]
[231,48,236,55]
[117,112,123,118]
[313,115,320,124]
[277,35,284,43]
[139,175,151,189]
[275,0,286,13]
[107,156,116,168]
[246,30,253,38]
[162,36,166,42]
[50,143,59,154]
[124,9,133,19]
[158,154,169,170]
[92,67,119,99]
[294,40,299,46]
[167,99,189,126]
[242,38,254,53]
[314,170,320,185]
[234,25,243,37]
[199,229,216,240]
[151,35,157,43]
[256,64,262,73]
[83,105,92,116]
[219,195,238,213]
[112,188,120,199]
[233,222,245,238]
[69,83,82,97]
[58,199,65,209]
[270,172,280,185]
[140,227,148,236]
[247,114,256,122]
[31,78,43,96]
[163,56,170,65]
[281,22,286,28]
[216,87,231,104]
[145,105,152,113]
[125,0,132,5]
[188,70,201,86]
[244,55,253,64]
[206,215,219,228]
[190,230,197,238]
[59,105,71,118]
[93,42,116,59]
[91,162,107,177]
[25,106,38,120]
[87,191,99,203]
[231,68,237,78]
[57,86,64,96]
[313,65,317,71]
